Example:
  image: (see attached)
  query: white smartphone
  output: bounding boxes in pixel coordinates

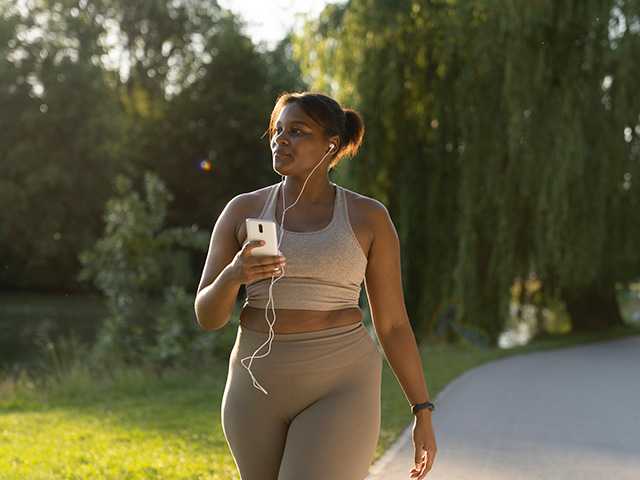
[245,218,279,256]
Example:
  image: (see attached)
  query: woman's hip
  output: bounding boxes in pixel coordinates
[231,322,379,372]
[224,321,380,400]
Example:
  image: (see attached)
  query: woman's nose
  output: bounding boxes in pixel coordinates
[273,137,289,152]
[275,133,289,144]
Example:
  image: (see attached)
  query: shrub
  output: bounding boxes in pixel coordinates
[76,171,209,371]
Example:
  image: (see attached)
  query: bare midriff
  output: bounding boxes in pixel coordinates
[239,305,363,334]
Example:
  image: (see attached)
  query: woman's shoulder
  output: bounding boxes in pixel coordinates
[231,183,277,211]
[227,183,279,245]
[339,184,387,220]
[338,185,388,256]
[340,184,396,252]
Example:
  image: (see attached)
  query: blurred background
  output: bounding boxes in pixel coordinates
[2,0,640,376]
[1,0,639,477]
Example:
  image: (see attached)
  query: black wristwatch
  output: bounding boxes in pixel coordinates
[411,400,435,415]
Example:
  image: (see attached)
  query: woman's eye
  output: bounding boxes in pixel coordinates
[275,128,302,135]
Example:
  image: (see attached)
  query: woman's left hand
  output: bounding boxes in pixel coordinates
[409,413,437,479]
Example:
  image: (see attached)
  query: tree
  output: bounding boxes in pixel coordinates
[292,0,640,344]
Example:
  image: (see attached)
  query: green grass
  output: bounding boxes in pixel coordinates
[2,291,640,479]
[1,361,235,479]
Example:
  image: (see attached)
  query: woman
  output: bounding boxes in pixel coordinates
[195,92,437,480]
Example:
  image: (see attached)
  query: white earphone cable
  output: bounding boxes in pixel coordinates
[240,144,336,395]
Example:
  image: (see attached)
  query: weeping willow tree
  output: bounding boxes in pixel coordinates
[293,0,640,344]
[292,0,462,344]
[482,1,640,332]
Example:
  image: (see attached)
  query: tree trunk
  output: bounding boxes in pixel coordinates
[561,281,624,332]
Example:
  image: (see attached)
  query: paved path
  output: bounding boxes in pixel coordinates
[366,334,640,480]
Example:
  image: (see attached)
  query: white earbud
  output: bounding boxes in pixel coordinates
[329,144,335,150]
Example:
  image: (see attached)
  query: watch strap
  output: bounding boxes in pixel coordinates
[411,400,435,414]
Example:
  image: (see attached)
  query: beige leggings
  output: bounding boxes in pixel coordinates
[221,321,383,480]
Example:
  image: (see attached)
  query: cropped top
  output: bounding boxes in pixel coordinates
[243,181,368,311]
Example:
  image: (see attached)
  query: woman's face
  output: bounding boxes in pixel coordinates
[270,102,338,176]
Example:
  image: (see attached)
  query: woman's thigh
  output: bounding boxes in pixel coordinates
[277,349,383,480]
[221,368,290,480]
[221,321,383,480]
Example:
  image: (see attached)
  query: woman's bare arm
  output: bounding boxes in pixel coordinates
[363,200,432,409]
[194,195,245,331]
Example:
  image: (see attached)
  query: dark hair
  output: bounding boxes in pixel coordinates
[262,91,365,171]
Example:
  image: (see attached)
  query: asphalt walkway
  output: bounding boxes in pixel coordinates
[366,334,640,479]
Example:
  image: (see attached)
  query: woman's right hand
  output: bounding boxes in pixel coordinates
[227,240,287,286]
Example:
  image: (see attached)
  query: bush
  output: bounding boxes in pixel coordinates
[76,171,209,371]
[143,285,216,369]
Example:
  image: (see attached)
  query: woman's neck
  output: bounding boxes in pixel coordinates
[282,177,334,206]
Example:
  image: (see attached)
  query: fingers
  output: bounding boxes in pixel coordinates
[251,254,286,281]
[255,256,286,270]
[242,240,266,255]
[257,262,284,277]
[233,241,288,285]
[410,450,435,479]
[243,241,286,264]
[410,451,426,478]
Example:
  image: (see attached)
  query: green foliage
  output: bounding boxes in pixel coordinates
[293,0,640,342]
[0,0,307,292]
[0,0,126,289]
[3,0,638,344]
[76,171,209,368]
[141,285,213,370]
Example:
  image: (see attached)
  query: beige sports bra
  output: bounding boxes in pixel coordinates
[243,181,368,311]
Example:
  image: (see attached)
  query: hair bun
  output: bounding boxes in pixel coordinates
[342,109,365,158]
